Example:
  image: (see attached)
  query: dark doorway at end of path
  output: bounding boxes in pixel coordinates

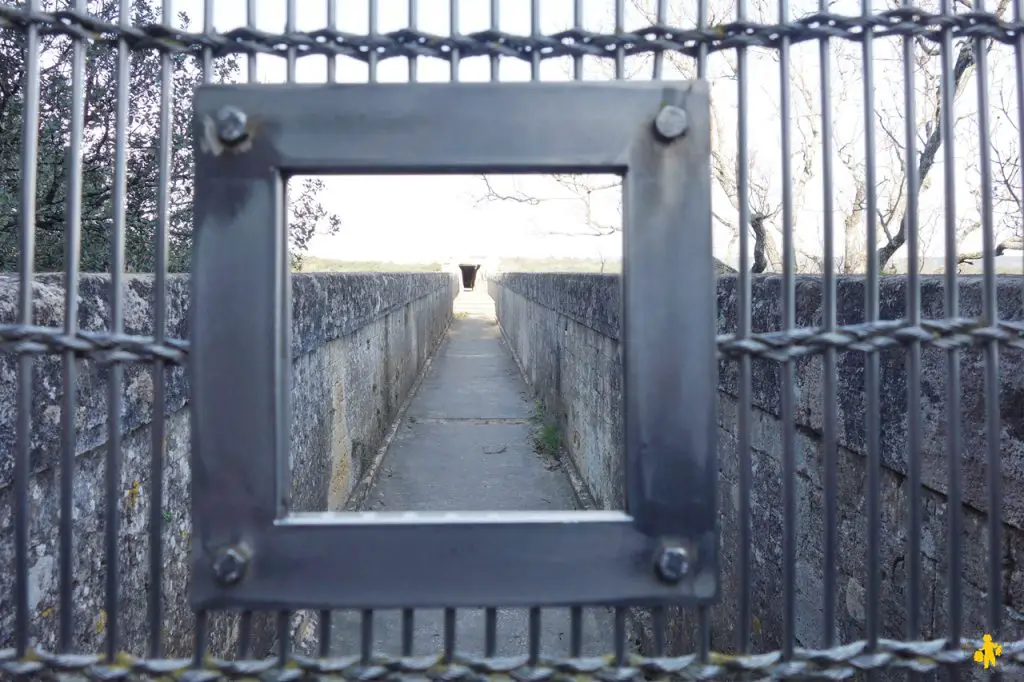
[458,264,481,290]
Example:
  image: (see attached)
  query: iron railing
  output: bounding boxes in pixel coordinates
[2,0,1024,679]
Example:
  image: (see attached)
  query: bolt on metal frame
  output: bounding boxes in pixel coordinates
[190,79,718,611]
[0,0,1023,678]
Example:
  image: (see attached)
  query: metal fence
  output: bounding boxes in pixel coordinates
[2,0,1024,679]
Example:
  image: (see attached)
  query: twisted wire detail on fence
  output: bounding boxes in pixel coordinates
[2,317,1020,364]
[2,5,1023,62]
[0,324,189,363]
[3,637,1024,681]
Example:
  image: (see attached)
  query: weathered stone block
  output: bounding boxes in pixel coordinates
[490,271,1024,668]
[0,271,457,659]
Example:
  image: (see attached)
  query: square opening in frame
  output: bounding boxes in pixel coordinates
[189,81,718,612]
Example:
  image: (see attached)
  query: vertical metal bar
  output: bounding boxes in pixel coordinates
[861,0,882,666]
[530,0,540,81]
[278,1,296,521]
[735,0,753,655]
[1015,12,1024,651]
[277,611,290,665]
[818,0,838,649]
[695,0,707,79]
[326,0,337,83]
[14,0,41,660]
[281,3,298,655]
[938,0,963,665]
[148,0,174,658]
[238,611,253,657]
[206,0,250,659]
[612,607,626,666]
[246,0,257,82]
[972,0,1002,649]
[202,0,213,80]
[1018,0,1024,287]
[613,0,624,79]
[368,0,379,83]
[777,0,796,661]
[59,0,86,654]
[192,610,208,668]
[408,0,418,81]
[443,608,456,661]
[651,0,666,80]
[317,0,334,608]
[211,0,253,651]
[652,607,666,656]
[489,0,499,81]
[360,609,373,663]
[104,0,132,661]
[902,0,924,656]
[202,0,214,83]
[697,607,710,663]
[401,609,414,655]
[572,0,584,81]
[569,607,582,656]
[280,1,311,643]
[286,0,297,83]
[484,609,497,656]
[528,607,541,665]
[319,612,332,657]
[449,0,460,81]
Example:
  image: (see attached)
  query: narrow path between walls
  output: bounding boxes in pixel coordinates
[330,288,613,658]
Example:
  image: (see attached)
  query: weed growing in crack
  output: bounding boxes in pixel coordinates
[536,424,561,456]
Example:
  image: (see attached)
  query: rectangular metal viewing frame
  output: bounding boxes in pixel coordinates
[190,81,718,611]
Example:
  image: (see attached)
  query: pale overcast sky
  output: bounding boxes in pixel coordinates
[171,0,1022,269]
[171,0,641,264]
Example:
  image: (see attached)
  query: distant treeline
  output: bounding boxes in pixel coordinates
[295,256,622,274]
[295,257,444,273]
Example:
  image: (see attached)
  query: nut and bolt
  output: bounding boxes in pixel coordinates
[654,543,690,584]
[215,106,249,146]
[653,105,689,141]
[212,545,250,587]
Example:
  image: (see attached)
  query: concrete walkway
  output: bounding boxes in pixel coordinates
[331,289,612,658]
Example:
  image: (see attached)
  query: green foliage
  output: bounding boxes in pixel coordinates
[0,0,340,274]
[535,424,561,456]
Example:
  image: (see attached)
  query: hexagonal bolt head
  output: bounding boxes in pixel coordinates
[212,546,249,586]
[653,105,689,141]
[215,106,249,146]
[654,545,690,584]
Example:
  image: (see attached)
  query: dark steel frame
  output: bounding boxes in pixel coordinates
[190,80,717,611]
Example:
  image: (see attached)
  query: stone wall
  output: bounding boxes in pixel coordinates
[489,272,1024,657]
[489,274,624,510]
[0,271,458,659]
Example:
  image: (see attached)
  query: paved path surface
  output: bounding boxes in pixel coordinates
[331,289,612,658]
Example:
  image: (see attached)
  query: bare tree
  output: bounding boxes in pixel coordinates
[475,0,1015,275]
[958,97,1024,269]
[477,176,540,207]
[972,66,1024,266]
[828,0,1015,275]
[477,174,620,237]
[474,16,645,249]
[475,0,828,274]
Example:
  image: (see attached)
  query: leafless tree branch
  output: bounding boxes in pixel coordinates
[874,37,980,270]
[476,175,541,206]
[957,236,1024,264]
